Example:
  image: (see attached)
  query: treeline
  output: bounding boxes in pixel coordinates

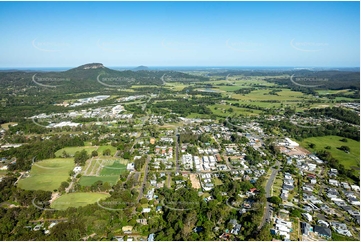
[0,134,85,171]
[150,99,213,116]
[134,156,147,171]
[316,150,359,183]
[262,119,359,141]
[309,107,360,125]
[234,88,255,94]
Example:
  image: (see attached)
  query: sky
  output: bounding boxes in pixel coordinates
[0,1,359,67]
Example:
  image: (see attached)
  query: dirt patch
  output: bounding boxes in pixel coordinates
[350,166,360,170]
[278,146,310,156]
[50,192,60,204]
[190,174,201,189]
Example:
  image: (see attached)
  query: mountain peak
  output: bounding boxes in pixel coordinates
[77,63,104,70]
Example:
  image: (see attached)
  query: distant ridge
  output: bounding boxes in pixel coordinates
[133,65,149,71]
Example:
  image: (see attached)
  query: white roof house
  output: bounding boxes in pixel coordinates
[127,163,135,171]
[73,166,82,173]
[302,213,312,222]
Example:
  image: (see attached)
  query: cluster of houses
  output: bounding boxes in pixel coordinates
[29,103,133,128]
[271,218,293,240]
[181,153,223,172]
[154,146,173,159]
[69,95,110,107]
[149,115,164,125]
[300,221,332,239]
[199,173,214,191]
[117,95,146,102]
[281,172,294,202]
[272,134,360,240]
[150,158,173,170]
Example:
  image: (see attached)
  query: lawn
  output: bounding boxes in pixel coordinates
[78,175,119,186]
[51,192,109,210]
[1,122,18,130]
[99,161,127,176]
[98,145,117,156]
[300,136,360,171]
[214,178,223,186]
[55,146,98,157]
[79,160,128,186]
[18,158,74,191]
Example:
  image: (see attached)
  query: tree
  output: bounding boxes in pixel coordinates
[74,149,89,166]
[339,145,350,153]
[255,223,272,241]
[268,196,282,206]
[91,150,98,157]
[102,149,111,156]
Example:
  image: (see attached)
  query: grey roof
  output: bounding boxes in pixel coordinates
[301,222,312,235]
[313,225,332,238]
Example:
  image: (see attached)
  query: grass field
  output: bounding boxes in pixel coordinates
[55,146,98,157]
[317,89,355,96]
[230,89,307,101]
[79,158,126,186]
[0,170,9,175]
[300,136,360,171]
[78,175,119,186]
[209,104,262,117]
[1,122,18,130]
[18,158,74,191]
[99,161,127,176]
[51,192,109,210]
[98,145,117,156]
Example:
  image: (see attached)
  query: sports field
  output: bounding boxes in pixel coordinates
[51,192,109,210]
[300,136,360,171]
[79,158,127,186]
[17,158,74,191]
[78,175,119,186]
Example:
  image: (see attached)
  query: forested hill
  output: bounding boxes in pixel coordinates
[0,63,209,92]
[0,63,209,122]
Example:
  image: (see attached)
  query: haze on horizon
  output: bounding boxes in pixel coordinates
[0,1,359,68]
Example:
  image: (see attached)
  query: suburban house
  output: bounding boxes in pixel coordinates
[313,225,332,239]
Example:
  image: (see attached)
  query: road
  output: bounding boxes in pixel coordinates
[259,161,280,229]
[137,155,150,202]
[174,127,180,172]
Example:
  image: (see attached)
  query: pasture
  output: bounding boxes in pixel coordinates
[300,136,360,171]
[17,158,74,191]
[51,192,109,210]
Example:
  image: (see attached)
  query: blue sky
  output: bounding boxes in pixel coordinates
[0,1,359,67]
